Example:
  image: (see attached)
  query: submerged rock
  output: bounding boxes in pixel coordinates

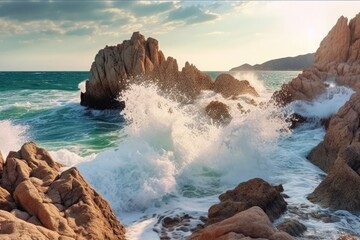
[207,178,287,225]
[0,142,126,239]
[277,219,307,237]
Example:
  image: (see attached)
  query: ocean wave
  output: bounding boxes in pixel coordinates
[0,120,28,158]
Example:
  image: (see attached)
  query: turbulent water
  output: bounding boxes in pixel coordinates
[0,71,359,239]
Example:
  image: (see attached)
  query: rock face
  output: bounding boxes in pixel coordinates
[308,92,360,172]
[0,142,125,240]
[207,178,287,225]
[81,32,260,110]
[308,143,360,211]
[190,206,293,240]
[273,13,360,105]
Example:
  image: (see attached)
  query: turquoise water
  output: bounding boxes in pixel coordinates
[2,70,358,239]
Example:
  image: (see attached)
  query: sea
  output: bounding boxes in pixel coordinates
[0,71,359,239]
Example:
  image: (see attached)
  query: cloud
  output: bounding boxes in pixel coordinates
[167,5,218,25]
[131,2,176,17]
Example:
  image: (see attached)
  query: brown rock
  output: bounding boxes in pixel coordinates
[0,210,69,240]
[0,151,3,176]
[213,73,259,98]
[277,219,307,237]
[81,32,213,109]
[308,92,360,172]
[205,101,232,124]
[0,142,126,240]
[190,206,292,240]
[337,235,359,240]
[314,16,350,71]
[207,178,287,225]
[308,143,360,211]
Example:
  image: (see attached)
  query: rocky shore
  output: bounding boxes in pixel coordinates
[0,142,125,239]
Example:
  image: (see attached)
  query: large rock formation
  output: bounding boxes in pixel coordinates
[273,13,360,105]
[81,32,213,109]
[81,32,259,110]
[0,142,125,239]
[207,178,287,225]
[308,143,360,211]
[308,92,360,172]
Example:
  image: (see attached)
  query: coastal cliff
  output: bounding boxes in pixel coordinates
[0,142,126,240]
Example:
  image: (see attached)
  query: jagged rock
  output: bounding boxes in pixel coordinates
[277,219,307,237]
[0,142,126,240]
[207,178,287,225]
[81,32,213,109]
[189,206,293,240]
[308,143,360,211]
[273,13,360,106]
[205,101,231,124]
[314,16,351,71]
[308,92,360,172]
[213,73,259,98]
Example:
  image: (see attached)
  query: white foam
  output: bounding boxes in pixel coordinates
[231,71,267,96]
[78,80,87,93]
[0,120,28,158]
[49,148,96,167]
[288,85,354,119]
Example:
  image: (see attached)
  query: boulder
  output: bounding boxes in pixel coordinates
[308,143,360,211]
[205,101,232,124]
[276,219,307,237]
[213,73,259,98]
[81,32,213,109]
[189,206,293,240]
[207,178,287,225]
[0,142,126,240]
[308,92,360,172]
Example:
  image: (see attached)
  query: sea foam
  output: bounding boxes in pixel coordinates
[0,120,28,158]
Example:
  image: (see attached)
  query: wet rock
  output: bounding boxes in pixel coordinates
[207,178,287,225]
[205,101,232,124]
[213,73,259,98]
[189,206,293,240]
[337,235,359,240]
[308,143,360,211]
[81,32,213,109]
[277,219,307,237]
[0,142,126,239]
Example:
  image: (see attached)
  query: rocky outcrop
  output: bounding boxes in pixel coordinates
[0,142,125,239]
[190,206,293,240]
[81,32,213,109]
[273,13,360,106]
[205,101,231,124]
[276,219,307,237]
[308,143,360,211]
[213,73,259,99]
[81,32,260,110]
[207,178,287,225]
[308,92,360,172]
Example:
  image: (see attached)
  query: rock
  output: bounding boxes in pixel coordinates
[273,13,360,106]
[287,113,307,129]
[213,73,259,98]
[277,219,307,237]
[81,32,213,109]
[205,101,232,124]
[0,142,126,240]
[337,235,359,240]
[0,151,3,176]
[0,210,67,240]
[308,143,360,211]
[207,178,287,225]
[189,206,293,240]
[314,16,350,71]
[308,92,360,172]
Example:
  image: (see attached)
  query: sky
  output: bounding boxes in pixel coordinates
[0,1,359,71]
